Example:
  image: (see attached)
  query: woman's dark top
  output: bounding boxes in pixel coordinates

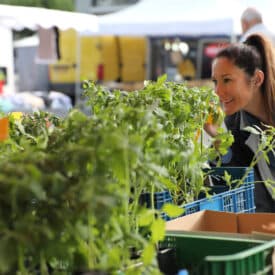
[221,111,275,212]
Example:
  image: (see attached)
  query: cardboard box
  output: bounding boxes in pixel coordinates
[166,210,275,239]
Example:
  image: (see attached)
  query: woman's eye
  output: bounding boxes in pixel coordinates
[212,79,217,85]
[223,78,231,83]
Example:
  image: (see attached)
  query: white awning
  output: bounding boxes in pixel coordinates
[0,4,98,32]
[96,0,239,37]
[94,0,275,37]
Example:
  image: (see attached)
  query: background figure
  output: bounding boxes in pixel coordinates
[240,7,275,44]
[177,57,196,80]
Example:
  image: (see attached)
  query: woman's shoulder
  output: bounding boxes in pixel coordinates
[225,112,240,129]
[225,111,265,130]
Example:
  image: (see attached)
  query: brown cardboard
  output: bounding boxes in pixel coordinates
[166,210,237,233]
[166,210,275,238]
[237,213,275,234]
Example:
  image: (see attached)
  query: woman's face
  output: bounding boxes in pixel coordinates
[211,57,254,115]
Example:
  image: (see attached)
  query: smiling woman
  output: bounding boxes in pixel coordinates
[207,33,275,212]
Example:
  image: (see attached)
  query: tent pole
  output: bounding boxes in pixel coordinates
[75,31,81,106]
[146,37,151,80]
[230,32,237,43]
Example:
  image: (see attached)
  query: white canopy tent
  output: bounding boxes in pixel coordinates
[0,4,98,32]
[0,4,98,98]
[96,0,275,38]
[93,0,275,81]
[97,0,240,37]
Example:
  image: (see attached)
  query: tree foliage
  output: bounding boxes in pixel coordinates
[0,0,74,11]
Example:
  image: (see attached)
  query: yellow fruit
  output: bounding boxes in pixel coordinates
[206,106,224,126]
[206,114,213,124]
[195,129,201,141]
[11,112,23,120]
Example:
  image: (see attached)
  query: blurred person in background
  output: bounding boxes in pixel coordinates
[240,7,275,44]
[206,33,275,212]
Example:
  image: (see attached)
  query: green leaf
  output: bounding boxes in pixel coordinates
[223,171,232,186]
[138,209,155,227]
[162,203,184,218]
[0,238,17,273]
[243,126,261,135]
[157,176,177,191]
[107,247,121,268]
[141,243,155,266]
[150,218,165,243]
[157,74,167,84]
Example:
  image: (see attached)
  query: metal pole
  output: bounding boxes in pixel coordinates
[146,37,151,80]
[74,31,81,105]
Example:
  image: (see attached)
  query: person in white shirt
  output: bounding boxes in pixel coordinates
[240,7,275,44]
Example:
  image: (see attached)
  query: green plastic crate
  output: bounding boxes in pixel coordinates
[204,239,275,275]
[162,233,275,275]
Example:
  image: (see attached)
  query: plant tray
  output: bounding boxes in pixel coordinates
[203,166,254,195]
[139,190,173,221]
[183,183,255,216]
[141,167,255,221]
[183,167,255,216]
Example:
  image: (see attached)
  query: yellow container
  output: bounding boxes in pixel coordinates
[0,117,9,141]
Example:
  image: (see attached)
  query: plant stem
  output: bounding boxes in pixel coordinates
[237,129,275,188]
[151,181,155,213]
[40,252,49,275]
[123,134,130,232]
[18,245,27,275]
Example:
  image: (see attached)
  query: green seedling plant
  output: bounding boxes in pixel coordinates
[0,110,164,274]
[83,74,233,209]
[236,124,275,190]
[0,74,234,274]
[208,124,275,193]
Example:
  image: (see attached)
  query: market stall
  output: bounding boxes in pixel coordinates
[0,4,98,107]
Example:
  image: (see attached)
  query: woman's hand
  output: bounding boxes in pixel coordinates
[204,106,224,138]
[204,122,219,137]
[262,222,275,233]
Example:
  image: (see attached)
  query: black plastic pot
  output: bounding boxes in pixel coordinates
[157,247,178,275]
